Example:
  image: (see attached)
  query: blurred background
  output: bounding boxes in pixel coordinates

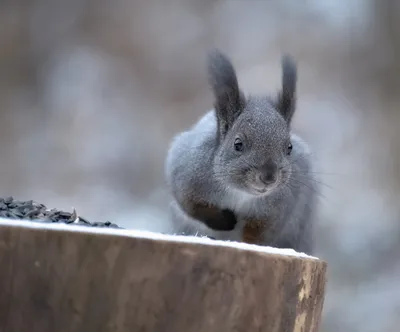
[1,0,400,330]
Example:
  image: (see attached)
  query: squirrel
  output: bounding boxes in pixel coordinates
[164,50,317,254]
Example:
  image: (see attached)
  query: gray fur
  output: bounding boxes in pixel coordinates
[164,50,317,254]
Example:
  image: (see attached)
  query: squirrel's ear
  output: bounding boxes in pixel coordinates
[207,50,245,138]
[275,54,297,124]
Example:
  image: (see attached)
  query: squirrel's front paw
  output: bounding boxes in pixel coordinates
[184,201,238,232]
[203,208,237,231]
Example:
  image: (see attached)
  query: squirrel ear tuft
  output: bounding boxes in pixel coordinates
[276,54,297,124]
[207,50,245,138]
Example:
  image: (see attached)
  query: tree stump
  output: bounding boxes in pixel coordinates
[0,219,327,332]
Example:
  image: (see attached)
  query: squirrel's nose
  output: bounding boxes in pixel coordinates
[258,162,277,185]
[258,172,276,185]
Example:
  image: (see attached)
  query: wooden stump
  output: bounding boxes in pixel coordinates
[0,219,327,332]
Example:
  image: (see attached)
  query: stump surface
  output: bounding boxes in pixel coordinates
[0,219,327,332]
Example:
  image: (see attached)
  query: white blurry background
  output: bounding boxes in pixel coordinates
[1,0,400,331]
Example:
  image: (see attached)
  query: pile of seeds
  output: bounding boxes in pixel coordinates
[0,196,122,229]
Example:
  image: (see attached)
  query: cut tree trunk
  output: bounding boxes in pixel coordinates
[0,219,327,332]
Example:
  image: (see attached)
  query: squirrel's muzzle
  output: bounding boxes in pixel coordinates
[253,161,278,191]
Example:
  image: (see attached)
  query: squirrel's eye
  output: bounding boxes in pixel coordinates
[234,138,243,152]
[287,142,293,155]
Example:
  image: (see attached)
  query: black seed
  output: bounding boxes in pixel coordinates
[4,197,13,204]
[25,210,39,218]
[79,217,90,224]
[0,196,123,229]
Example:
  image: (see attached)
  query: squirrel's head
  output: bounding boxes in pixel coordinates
[208,50,297,196]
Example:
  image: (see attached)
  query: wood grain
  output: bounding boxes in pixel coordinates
[0,221,327,332]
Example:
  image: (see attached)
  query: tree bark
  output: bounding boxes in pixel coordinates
[0,219,327,332]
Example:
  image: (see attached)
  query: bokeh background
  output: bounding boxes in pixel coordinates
[1,0,400,330]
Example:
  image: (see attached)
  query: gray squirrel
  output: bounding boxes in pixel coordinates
[164,50,317,254]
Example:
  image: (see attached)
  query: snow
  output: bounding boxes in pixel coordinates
[0,218,318,260]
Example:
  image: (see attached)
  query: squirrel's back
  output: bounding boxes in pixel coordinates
[165,111,218,201]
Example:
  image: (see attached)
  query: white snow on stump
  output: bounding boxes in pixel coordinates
[0,218,318,260]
